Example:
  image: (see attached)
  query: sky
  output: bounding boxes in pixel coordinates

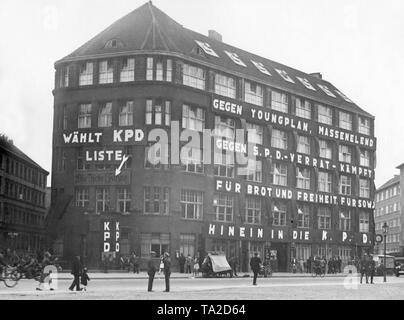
[0,0,403,188]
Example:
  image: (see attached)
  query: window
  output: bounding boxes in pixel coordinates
[96,188,110,213]
[213,194,234,222]
[99,60,114,84]
[245,81,263,106]
[181,190,203,220]
[340,175,352,196]
[79,62,93,86]
[360,149,370,167]
[146,57,154,81]
[78,104,92,129]
[271,162,288,186]
[214,152,234,178]
[358,117,371,135]
[359,212,369,232]
[117,188,131,214]
[75,188,89,208]
[62,105,68,130]
[297,136,310,154]
[246,196,261,224]
[119,101,134,126]
[251,60,271,76]
[271,90,288,113]
[145,143,170,169]
[59,66,69,88]
[224,51,247,67]
[146,99,171,126]
[296,77,316,91]
[319,140,332,159]
[77,148,90,171]
[215,116,236,140]
[195,40,220,57]
[297,205,310,229]
[272,202,286,226]
[339,111,353,131]
[156,60,164,81]
[339,210,352,231]
[339,145,352,163]
[296,167,311,190]
[318,84,336,97]
[318,105,332,125]
[318,207,331,229]
[245,159,262,183]
[141,234,170,258]
[183,63,205,90]
[360,179,370,198]
[215,73,236,99]
[144,187,169,215]
[271,129,288,150]
[98,102,113,128]
[295,98,312,119]
[180,234,196,258]
[181,146,203,174]
[246,123,263,145]
[166,59,173,82]
[318,171,332,193]
[182,105,205,132]
[120,57,135,82]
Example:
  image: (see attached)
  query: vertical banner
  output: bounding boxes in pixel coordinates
[103,220,120,253]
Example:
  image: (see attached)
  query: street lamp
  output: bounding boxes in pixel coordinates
[382,222,389,283]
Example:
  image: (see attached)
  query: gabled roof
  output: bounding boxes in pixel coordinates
[377,175,400,191]
[58,1,373,118]
[0,137,49,174]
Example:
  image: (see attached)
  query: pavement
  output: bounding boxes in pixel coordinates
[55,271,348,280]
[1,275,404,300]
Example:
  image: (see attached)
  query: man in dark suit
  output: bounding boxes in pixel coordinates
[369,256,376,284]
[250,253,262,286]
[69,255,82,291]
[147,251,157,292]
[360,254,369,284]
[163,252,171,292]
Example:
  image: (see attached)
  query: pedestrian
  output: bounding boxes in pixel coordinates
[147,252,157,292]
[159,255,164,274]
[250,253,262,286]
[369,256,376,284]
[360,254,369,284]
[178,253,186,273]
[337,256,342,273]
[193,256,200,277]
[81,267,90,291]
[185,255,192,274]
[69,255,83,291]
[230,256,238,277]
[36,251,53,291]
[163,252,171,292]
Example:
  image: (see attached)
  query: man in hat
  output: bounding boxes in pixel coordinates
[163,252,171,292]
[69,255,83,291]
[250,252,262,286]
[147,251,157,292]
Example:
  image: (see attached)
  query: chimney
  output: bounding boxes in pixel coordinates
[208,30,222,42]
[310,72,323,80]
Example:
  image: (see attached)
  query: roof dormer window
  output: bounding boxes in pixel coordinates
[275,69,295,83]
[318,84,336,98]
[335,90,354,103]
[105,39,124,49]
[224,51,246,67]
[296,77,316,91]
[195,40,219,57]
[251,60,271,76]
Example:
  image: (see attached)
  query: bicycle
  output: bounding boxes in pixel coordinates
[0,266,21,288]
[311,265,325,278]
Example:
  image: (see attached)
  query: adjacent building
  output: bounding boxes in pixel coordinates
[375,167,404,256]
[0,135,49,251]
[48,2,377,270]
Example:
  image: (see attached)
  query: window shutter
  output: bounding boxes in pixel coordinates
[266,88,272,108]
[237,79,244,101]
[208,70,215,93]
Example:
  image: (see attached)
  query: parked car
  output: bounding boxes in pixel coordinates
[394,257,404,277]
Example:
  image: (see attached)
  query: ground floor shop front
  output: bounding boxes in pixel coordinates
[50,216,374,272]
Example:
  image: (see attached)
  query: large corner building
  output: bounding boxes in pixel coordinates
[49,2,377,271]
